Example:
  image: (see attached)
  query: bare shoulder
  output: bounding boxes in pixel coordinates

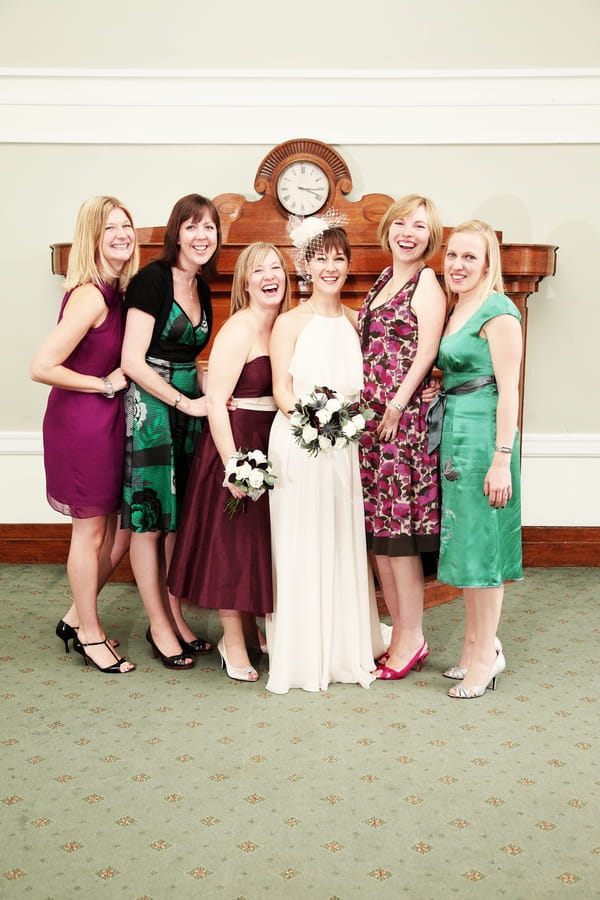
[343,304,359,328]
[272,304,310,337]
[414,266,446,305]
[62,282,107,322]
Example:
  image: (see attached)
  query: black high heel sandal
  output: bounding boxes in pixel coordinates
[56,619,78,653]
[178,635,212,656]
[73,637,134,674]
[56,619,120,654]
[145,627,194,670]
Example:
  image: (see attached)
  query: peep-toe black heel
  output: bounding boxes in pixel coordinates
[56,619,78,653]
[73,637,135,674]
[145,627,194,670]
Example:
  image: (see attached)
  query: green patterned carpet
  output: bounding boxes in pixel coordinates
[1,565,598,899]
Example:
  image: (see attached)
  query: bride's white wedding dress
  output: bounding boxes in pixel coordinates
[266,308,386,694]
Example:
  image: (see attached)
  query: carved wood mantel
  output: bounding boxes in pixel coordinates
[50,139,557,437]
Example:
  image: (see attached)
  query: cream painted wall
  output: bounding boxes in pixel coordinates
[0,0,598,525]
[1,0,599,69]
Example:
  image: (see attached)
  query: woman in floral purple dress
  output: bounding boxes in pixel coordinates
[358,195,446,680]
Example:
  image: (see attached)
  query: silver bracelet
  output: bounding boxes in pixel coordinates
[495,445,513,454]
[101,377,115,399]
[390,400,405,413]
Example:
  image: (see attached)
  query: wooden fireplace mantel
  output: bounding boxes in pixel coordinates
[49,140,557,607]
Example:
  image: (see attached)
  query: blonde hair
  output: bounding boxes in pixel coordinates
[230,243,291,315]
[445,219,504,300]
[64,196,139,291]
[377,194,442,262]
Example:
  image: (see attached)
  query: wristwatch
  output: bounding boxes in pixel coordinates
[102,377,115,399]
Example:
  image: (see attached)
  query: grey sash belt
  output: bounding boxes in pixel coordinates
[426,375,497,453]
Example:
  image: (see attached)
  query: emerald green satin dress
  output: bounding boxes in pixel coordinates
[436,293,523,588]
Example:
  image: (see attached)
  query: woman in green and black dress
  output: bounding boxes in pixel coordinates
[121,194,220,668]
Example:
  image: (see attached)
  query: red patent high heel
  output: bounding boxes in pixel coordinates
[375,641,430,680]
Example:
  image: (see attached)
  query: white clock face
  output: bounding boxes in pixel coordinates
[276,161,329,215]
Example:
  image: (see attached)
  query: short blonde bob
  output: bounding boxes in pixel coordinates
[377,194,442,262]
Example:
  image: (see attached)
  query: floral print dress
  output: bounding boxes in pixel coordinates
[358,266,440,557]
[121,301,209,533]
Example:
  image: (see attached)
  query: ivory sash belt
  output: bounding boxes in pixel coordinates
[235,395,277,412]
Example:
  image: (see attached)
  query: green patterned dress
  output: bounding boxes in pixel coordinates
[121,263,211,533]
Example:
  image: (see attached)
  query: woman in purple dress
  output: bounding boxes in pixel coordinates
[358,195,446,680]
[168,243,290,681]
[31,196,139,673]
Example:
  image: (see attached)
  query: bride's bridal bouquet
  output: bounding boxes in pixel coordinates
[290,385,373,456]
[222,449,277,519]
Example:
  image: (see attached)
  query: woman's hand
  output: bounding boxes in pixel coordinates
[106,367,129,393]
[183,396,208,417]
[422,377,441,404]
[376,403,403,442]
[226,482,246,500]
[484,460,512,508]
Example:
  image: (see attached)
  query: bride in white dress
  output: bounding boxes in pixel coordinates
[265,220,386,694]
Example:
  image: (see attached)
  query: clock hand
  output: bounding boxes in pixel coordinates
[297,186,323,197]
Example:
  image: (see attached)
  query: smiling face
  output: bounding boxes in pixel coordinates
[387,204,431,266]
[245,248,287,309]
[305,245,349,296]
[98,207,135,278]
[176,212,219,273]
[444,231,489,300]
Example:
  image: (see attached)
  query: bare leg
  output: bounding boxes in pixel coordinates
[456,591,478,669]
[164,532,211,648]
[61,513,130,630]
[242,613,266,652]
[68,516,134,672]
[129,531,192,662]
[375,554,426,671]
[97,514,130,589]
[457,586,503,689]
[219,609,258,679]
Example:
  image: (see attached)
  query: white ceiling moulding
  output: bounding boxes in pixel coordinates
[1,67,599,145]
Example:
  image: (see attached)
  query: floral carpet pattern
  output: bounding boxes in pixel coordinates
[1,565,598,899]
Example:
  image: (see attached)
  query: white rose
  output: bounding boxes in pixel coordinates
[342,421,358,438]
[247,450,267,464]
[248,468,265,489]
[336,436,348,449]
[236,461,252,480]
[302,424,319,444]
[316,407,332,425]
[318,435,333,451]
[351,413,366,430]
[325,397,342,413]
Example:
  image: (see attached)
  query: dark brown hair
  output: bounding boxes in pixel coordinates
[156,193,222,278]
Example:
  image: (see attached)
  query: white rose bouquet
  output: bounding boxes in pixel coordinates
[289,385,373,456]
[222,448,277,519]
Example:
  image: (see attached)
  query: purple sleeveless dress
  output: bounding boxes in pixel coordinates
[42,280,125,518]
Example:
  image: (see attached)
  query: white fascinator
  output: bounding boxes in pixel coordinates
[288,209,348,281]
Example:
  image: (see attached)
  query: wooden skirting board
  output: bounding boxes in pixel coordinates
[0,525,597,615]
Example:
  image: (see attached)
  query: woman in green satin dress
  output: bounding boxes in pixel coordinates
[434,220,523,699]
